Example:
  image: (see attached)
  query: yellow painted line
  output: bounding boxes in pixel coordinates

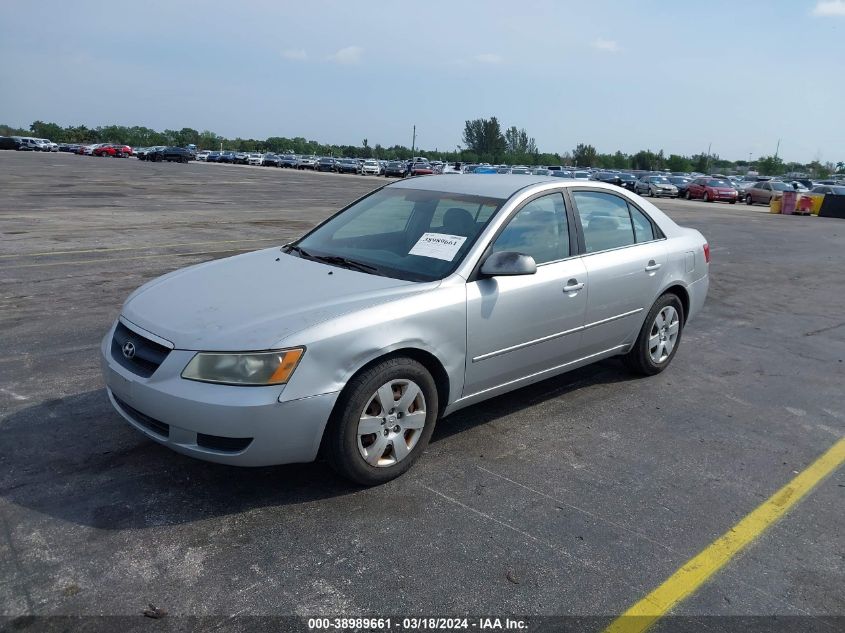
[604,437,845,633]
[0,238,280,259]
[4,247,254,269]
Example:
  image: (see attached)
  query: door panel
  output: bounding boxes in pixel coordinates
[464,258,589,396]
[578,242,667,355]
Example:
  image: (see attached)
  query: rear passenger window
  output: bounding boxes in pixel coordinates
[573,191,636,253]
[630,206,655,242]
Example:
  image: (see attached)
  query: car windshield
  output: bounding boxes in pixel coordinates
[669,177,689,184]
[708,180,730,187]
[292,188,504,282]
[830,186,845,195]
[771,182,792,191]
[651,177,670,184]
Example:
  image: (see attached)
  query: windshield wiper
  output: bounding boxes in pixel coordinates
[310,254,381,275]
[284,244,313,259]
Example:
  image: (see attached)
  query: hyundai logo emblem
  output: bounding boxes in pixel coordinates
[122,340,136,360]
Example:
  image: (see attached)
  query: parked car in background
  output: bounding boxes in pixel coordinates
[685,177,738,203]
[668,176,692,197]
[261,153,281,167]
[410,161,433,176]
[279,154,298,168]
[205,151,222,163]
[335,158,361,174]
[744,180,793,205]
[361,159,382,175]
[316,157,336,172]
[196,150,211,162]
[100,175,709,484]
[384,161,408,177]
[810,185,845,196]
[247,152,263,166]
[233,152,249,165]
[147,146,193,163]
[0,136,18,150]
[297,155,318,170]
[635,175,679,198]
[593,172,622,185]
[617,173,637,190]
[573,171,591,180]
[218,151,236,164]
[93,144,125,157]
[18,137,39,150]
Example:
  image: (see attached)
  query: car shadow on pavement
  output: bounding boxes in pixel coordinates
[432,358,635,443]
[0,359,634,530]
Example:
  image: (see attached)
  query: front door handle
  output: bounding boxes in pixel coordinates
[645,260,662,272]
[563,280,585,293]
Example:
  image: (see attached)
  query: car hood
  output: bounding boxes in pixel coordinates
[122,248,427,351]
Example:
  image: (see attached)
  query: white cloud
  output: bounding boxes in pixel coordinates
[812,0,845,15]
[328,46,363,64]
[281,49,307,60]
[473,53,503,64]
[592,38,620,53]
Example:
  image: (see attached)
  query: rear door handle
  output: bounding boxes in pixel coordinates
[645,261,662,272]
[563,280,585,293]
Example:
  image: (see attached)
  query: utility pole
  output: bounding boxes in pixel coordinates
[774,138,781,161]
[706,142,712,173]
[411,125,416,156]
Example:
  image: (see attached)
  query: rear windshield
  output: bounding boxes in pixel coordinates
[771,182,792,191]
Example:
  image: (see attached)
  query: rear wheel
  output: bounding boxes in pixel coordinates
[703,192,710,202]
[623,293,684,376]
[685,190,691,200]
[746,194,753,205]
[324,357,438,485]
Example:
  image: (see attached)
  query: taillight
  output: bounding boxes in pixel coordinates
[703,243,711,264]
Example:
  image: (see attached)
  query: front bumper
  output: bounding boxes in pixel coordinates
[100,320,340,466]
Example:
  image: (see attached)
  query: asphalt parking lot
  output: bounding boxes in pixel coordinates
[1,152,843,630]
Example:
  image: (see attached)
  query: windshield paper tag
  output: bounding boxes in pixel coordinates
[409,233,467,261]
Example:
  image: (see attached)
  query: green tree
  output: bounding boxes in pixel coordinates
[30,121,66,141]
[572,143,597,167]
[757,154,784,176]
[666,154,691,172]
[463,117,506,162]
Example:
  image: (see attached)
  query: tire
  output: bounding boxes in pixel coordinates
[703,192,710,202]
[685,190,691,200]
[324,356,438,486]
[729,200,736,204]
[622,293,684,376]
[746,194,752,205]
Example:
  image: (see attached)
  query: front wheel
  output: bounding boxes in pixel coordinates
[623,293,684,376]
[324,357,438,486]
[703,192,710,202]
[746,194,752,205]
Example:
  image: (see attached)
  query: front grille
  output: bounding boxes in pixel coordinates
[111,322,171,378]
[196,433,253,453]
[113,396,170,438]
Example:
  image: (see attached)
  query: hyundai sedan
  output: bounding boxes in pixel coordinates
[101,176,709,485]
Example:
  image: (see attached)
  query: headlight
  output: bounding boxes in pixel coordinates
[181,348,304,386]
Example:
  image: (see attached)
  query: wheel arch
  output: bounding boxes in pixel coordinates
[660,283,690,323]
[317,346,452,458]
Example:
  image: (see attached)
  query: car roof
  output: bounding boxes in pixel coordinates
[388,174,568,198]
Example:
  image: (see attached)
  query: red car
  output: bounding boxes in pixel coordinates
[92,144,124,157]
[685,177,738,204]
[410,161,433,176]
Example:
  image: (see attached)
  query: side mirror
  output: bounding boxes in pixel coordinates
[480,251,537,277]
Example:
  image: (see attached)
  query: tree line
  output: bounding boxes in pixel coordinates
[2,119,842,177]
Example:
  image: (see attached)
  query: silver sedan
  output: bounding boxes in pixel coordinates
[101,176,710,485]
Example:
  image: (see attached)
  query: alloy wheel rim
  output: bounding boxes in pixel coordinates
[648,306,680,364]
[357,379,426,467]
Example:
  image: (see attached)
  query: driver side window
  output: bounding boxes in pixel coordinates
[489,193,570,265]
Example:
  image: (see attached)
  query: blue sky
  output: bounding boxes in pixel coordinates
[1,0,843,163]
